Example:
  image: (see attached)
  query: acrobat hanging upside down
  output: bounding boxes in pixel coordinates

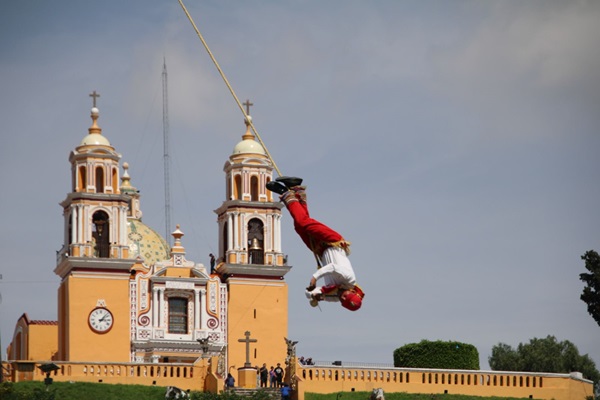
[267,177,364,311]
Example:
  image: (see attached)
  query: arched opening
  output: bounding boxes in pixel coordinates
[78,166,87,192]
[92,211,110,258]
[14,332,23,360]
[250,175,259,201]
[234,175,242,200]
[266,177,273,202]
[247,218,264,264]
[222,221,229,262]
[112,167,118,193]
[95,166,104,193]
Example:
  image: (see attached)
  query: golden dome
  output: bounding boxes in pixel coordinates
[127,219,170,266]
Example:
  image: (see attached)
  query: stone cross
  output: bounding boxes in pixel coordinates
[238,330,258,367]
[89,90,100,107]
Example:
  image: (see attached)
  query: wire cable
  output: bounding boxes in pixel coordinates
[177,0,282,177]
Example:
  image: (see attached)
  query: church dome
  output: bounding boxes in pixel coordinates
[127,219,170,266]
[80,107,111,146]
[80,133,111,146]
[232,116,266,156]
[233,138,266,155]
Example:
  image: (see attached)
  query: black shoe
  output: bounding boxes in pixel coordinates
[276,176,303,188]
[266,181,289,195]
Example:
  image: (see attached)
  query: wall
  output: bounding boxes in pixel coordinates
[9,360,211,392]
[294,364,595,400]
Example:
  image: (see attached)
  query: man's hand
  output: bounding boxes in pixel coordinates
[306,277,317,292]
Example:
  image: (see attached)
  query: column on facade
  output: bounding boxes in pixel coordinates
[158,288,164,327]
[275,214,281,253]
[71,205,78,246]
[240,213,246,252]
[233,212,239,250]
[81,204,87,243]
[200,289,206,329]
[227,213,233,253]
[110,205,117,246]
[194,289,200,331]
[152,287,159,327]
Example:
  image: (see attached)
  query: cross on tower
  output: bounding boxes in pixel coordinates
[243,99,253,115]
[238,330,258,367]
[89,90,100,108]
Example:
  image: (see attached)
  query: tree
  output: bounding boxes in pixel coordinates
[394,340,479,370]
[489,336,599,386]
[580,250,600,327]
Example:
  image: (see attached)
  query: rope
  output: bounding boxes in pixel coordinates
[177,0,282,177]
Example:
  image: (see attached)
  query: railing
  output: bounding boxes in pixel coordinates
[10,361,207,391]
[295,363,595,400]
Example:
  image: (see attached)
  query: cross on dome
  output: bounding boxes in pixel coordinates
[89,90,100,108]
[243,99,253,116]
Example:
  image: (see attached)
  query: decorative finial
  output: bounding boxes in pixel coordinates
[242,100,255,140]
[171,224,185,254]
[243,99,254,127]
[89,90,100,108]
[88,91,102,135]
[120,162,133,190]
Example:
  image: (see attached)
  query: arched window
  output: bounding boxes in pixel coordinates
[222,221,229,261]
[234,175,242,200]
[92,211,110,258]
[168,297,188,334]
[247,218,264,264]
[112,167,118,193]
[266,178,273,202]
[250,176,259,201]
[78,166,87,192]
[95,166,104,193]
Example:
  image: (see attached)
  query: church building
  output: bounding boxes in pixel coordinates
[7,95,291,378]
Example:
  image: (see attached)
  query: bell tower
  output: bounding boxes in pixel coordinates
[54,93,136,361]
[214,112,291,373]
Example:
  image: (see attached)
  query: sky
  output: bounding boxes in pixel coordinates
[0,0,599,371]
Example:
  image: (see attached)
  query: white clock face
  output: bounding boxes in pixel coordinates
[88,307,114,333]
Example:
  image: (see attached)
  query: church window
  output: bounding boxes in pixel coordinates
[266,178,273,202]
[78,166,87,192]
[250,175,259,201]
[222,221,229,260]
[111,167,118,192]
[92,211,110,258]
[95,166,104,193]
[168,297,188,334]
[247,218,264,264]
[234,175,242,200]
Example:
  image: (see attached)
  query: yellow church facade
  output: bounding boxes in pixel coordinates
[7,100,290,385]
[4,97,594,400]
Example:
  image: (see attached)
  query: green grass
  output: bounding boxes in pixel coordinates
[306,393,536,400]
[1,381,538,400]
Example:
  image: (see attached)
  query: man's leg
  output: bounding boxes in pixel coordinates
[284,193,343,244]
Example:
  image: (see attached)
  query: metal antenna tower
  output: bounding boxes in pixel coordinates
[162,58,172,246]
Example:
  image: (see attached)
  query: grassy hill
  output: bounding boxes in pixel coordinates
[1,381,537,400]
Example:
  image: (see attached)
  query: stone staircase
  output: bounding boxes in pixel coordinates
[227,387,281,399]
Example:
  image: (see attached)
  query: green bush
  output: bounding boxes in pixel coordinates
[394,340,480,370]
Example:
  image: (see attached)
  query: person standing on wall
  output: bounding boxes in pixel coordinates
[274,363,284,387]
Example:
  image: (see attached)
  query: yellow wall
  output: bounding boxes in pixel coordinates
[60,274,131,362]
[10,360,211,392]
[226,278,288,375]
[27,325,58,361]
[294,364,595,400]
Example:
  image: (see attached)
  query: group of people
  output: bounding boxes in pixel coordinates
[298,356,314,366]
[226,363,286,389]
[259,363,285,388]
